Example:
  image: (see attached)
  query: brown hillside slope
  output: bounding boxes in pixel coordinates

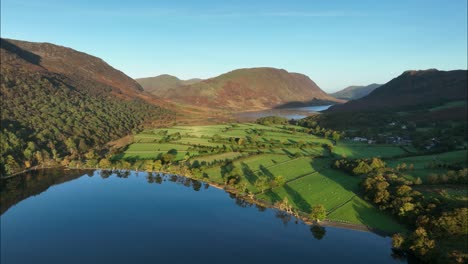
[152,67,343,110]
[137,74,201,96]
[1,38,145,99]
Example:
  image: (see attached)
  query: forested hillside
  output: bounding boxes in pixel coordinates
[0,38,173,176]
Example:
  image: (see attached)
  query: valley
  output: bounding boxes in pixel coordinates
[1,36,466,264]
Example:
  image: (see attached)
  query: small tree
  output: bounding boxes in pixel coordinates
[310,204,327,222]
[273,175,286,187]
[392,233,405,249]
[414,177,423,185]
[255,176,269,194]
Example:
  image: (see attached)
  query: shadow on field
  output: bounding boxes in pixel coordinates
[264,189,282,203]
[284,184,311,213]
[351,198,399,235]
[282,149,294,157]
[240,162,258,184]
[259,165,274,179]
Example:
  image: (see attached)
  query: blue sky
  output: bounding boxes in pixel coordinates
[1,0,467,92]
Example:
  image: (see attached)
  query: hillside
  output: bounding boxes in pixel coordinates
[0,38,173,175]
[148,67,343,110]
[330,83,381,100]
[328,69,467,113]
[137,74,201,97]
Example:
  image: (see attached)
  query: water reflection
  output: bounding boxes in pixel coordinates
[1,169,407,264]
[0,168,89,215]
[2,169,304,228]
[311,225,326,240]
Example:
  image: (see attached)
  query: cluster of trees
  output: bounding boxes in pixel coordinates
[358,169,466,262]
[332,156,467,262]
[295,117,342,142]
[426,169,468,185]
[255,175,286,193]
[332,158,386,176]
[158,132,182,143]
[0,67,174,176]
[256,116,289,125]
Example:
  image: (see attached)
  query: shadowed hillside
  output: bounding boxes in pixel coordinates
[330,83,381,100]
[328,69,467,112]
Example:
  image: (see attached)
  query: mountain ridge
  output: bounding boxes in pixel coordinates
[141,67,344,110]
[328,69,467,112]
[330,83,381,100]
[136,74,202,96]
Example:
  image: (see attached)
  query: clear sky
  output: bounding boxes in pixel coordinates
[1,0,467,92]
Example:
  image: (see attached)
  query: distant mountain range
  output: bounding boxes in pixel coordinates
[328,69,467,113]
[136,74,202,97]
[330,83,381,100]
[138,67,344,110]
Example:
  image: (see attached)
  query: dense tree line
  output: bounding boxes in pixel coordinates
[256,116,289,125]
[332,157,467,263]
[0,67,174,176]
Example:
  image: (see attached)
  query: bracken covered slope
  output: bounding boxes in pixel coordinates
[143,67,343,110]
[136,74,201,96]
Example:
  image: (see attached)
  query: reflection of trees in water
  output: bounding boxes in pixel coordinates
[275,210,292,226]
[256,204,266,212]
[390,249,408,262]
[115,170,130,178]
[1,168,89,215]
[154,174,163,184]
[99,170,112,179]
[310,225,326,240]
[235,197,254,208]
[141,172,204,192]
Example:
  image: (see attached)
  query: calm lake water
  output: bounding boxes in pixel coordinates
[1,169,406,264]
[236,105,333,121]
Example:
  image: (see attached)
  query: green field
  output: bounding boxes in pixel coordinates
[115,124,411,232]
[385,150,467,181]
[332,142,406,159]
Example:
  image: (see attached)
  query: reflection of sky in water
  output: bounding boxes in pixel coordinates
[237,105,333,120]
[1,170,404,264]
[289,105,333,112]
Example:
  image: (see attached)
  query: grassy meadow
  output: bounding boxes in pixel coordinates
[112,123,415,233]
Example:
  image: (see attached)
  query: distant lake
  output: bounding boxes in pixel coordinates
[1,169,405,264]
[236,105,333,121]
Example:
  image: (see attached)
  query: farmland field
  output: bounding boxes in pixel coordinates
[385,150,467,181]
[114,123,407,232]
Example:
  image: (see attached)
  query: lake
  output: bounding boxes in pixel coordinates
[1,169,406,264]
[235,105,333,121]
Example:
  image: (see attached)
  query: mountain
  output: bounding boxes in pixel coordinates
[149,67,343,110]
[330,83,381,100]
[137,74,201,97]
[328,69,467,113]
[0,38,173,175]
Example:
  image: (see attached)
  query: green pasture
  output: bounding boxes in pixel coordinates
[332,143,406,159]
[113,123,464,233]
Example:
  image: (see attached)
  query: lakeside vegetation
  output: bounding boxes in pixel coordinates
[55,116,461,263]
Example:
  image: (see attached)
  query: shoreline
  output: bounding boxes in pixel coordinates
[3,165,389,236]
